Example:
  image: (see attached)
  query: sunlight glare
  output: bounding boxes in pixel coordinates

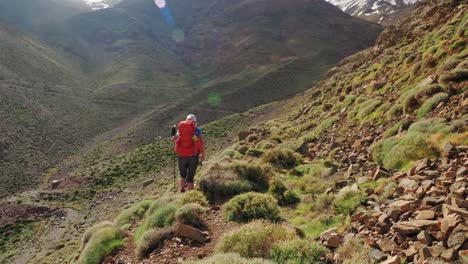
[155,0,166,9]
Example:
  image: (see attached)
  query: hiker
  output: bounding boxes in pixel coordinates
[173,114,205,192]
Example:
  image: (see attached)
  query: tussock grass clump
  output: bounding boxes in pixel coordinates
[175,203,206,227]
[386,104,403,119]
[179,190,209,207]
[246,148,265,157]
[263,148,297,169]
[333,191,366,215]
[184,253,273,264]
[268,238,326,264]
[231,161,270,189]
[115,200,152,227]
[199,164,256,201]
[146,205,177,229]
[222,192,280,223]
[336,239,372,264]
[135,228,172,260]
[77,226,124,264]
[416,92,448,118]
[217,220,297,258]
[439,69,468,87]
[269,180,300,206]
[256,140,275,150]
[81,221,114,249]
[383,122,401,138]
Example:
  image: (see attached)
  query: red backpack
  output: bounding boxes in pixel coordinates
[174,120,197,157]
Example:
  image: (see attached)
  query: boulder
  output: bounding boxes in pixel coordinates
[399,178,419,191]
[142,178,154,187]
[373,166,391,181]
[440,248,457,262]
[381,255,400,264]
[429,242,445,257]
[418,246,432,261]
[387,200,416,220]
[368,249,387,261]
[172,223,208,243]
[447,223,467,249]
[417,230,433,245]
[440,214,461,237]
[443,204,468,221]
[377,239,396,253]
[415,210,435,220]
[393,220,439,235]
[320,228,342,248]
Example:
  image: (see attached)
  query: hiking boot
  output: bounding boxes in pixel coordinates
[180,178,187,193]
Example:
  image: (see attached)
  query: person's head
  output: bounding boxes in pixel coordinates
[186,114,197,124]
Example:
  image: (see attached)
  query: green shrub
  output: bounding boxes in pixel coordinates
[246,148,265,157]
[223,149,237,158]
[268,179,287,198]
[223,192,280,223]
[282,190,300,206]
[263,148,297,169]
[199,167,255,201]
[179,190,209,207]
[175,203,206,227]
[333,191,366,215]
[268,238,326,264]
[450,40,466,51]
[437,57,462,72]
[77,226,124,264]
[414,84,443,102]
[184,253,273,264]
[217,220,297,258]
[383,122,401,138]
[135,228,172,260]
[81,221,114,249]
[231,161,269,189]
[147,205,176,228]
[357,99,382,121]
[417,92,448,118]
[115,200,152,227]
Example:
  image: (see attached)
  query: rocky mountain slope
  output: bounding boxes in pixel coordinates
[0,0,383,197]
[63,0,466,263]
[325,0,422,25]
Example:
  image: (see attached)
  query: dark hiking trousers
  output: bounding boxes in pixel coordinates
[178,155,199,183]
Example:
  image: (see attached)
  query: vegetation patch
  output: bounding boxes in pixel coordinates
[77,225,124,264]
[217,220,297,258]
[222,192,281,223]
[416,92,448,118]
[115,200,152,228]
[175,203,206,228]
[135,228,172,260]
[184,253,273,264]
[263,148,298,169]
[268,238,327,264]
[336,239,372,264]
[333,191,367,215]
[179,190,209,207]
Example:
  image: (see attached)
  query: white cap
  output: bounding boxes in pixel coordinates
[186,114,197,123]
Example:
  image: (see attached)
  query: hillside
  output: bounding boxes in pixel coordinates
[325,0,422,25]
[41,0,382,184]
[0,0,90,32]
[62,0,467,263]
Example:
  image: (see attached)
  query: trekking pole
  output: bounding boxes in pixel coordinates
[171,125,177,193]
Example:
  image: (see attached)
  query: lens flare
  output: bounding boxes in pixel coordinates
[155,0,166,8]
[208,92,222,107]
[172,28,185,43]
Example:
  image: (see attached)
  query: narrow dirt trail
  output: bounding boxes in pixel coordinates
[111,208,238,263]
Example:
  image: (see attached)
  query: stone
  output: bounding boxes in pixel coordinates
[387,200,415,220]
[373,166,391,181]
[419,246,432,261]
[393,220,439,235]
[51,180,62,189]
[143,178,154,187]
[377,239,396,253]
[429,242,445,257]
[447,224,467,249]
[103,256,116,264]
[320,229,342,248]
[381,255,400,264]
[459,249,468,261]
[440,248,457,262]
[443,204,468,221]
[422,196,444,207]
[172,223,208,243]
[415,210,435,220]
[403,245,418,258]
[440,214,461,237]
[368,249,387,261]
[417,230,433,245]
[399,178,419,191]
